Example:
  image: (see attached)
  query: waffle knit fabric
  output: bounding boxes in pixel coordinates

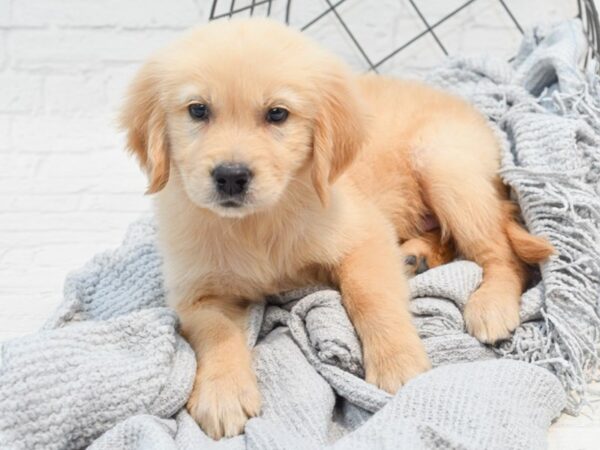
[1,19,599,449]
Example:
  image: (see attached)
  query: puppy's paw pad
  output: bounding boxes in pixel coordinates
[401,238,437,277]
[404,255,429,276]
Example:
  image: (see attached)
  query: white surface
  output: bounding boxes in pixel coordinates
[0,0,598,447]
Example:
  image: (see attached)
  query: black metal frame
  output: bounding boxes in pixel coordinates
[209,0,600,73]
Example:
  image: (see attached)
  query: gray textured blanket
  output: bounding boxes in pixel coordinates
[1,20,599,450]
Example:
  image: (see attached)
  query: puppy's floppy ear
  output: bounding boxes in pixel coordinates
[311,70,365,207]
[120,61,170,194]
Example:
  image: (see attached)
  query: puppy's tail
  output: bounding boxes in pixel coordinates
[506,218,555,264]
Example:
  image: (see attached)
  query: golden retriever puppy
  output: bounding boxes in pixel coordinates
[120,19,553,439]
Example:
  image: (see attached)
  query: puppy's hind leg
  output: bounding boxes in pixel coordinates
[414,117,529,344]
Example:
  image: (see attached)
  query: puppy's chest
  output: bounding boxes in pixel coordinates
[167,230,327,300]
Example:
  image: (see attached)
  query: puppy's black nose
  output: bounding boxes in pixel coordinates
[211,163,252,196]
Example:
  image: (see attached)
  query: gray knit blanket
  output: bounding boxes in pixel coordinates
[1,20,599,450]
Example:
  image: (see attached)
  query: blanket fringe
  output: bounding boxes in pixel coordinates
[497,65,600,414]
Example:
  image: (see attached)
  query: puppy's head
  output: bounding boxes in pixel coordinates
[121,19,365,218]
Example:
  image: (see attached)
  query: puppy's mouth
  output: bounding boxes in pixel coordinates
[219,199,243,208]
[210,195,255,218]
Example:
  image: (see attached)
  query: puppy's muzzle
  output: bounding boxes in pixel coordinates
[211,163,253,202]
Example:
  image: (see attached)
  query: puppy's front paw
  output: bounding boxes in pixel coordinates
[464,287,521,344]
[187,366,261,440]
[364,334,431,394]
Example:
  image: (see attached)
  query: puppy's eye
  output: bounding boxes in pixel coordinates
[266,107,289,124]
[188,103,209,120]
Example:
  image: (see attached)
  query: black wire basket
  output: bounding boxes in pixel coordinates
[208,0,600,74]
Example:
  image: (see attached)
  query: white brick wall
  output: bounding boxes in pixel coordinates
[0,0,213,338]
